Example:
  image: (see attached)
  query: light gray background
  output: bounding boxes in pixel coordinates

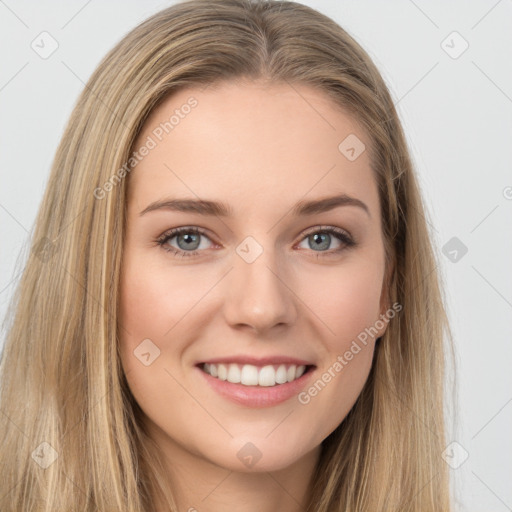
[1,1,511,510]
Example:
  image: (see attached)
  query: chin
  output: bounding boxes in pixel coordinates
[207,435,318,474]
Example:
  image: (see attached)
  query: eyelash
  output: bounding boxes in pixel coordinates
[156,226,356,259]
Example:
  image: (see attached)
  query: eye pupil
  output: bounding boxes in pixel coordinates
[310,232,330,250]
[178,233,200,250]
[161,227,349,257]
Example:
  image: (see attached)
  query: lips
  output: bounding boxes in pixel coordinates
[201,362,309,386]
[195,355,316,407]
[196,360,316,408]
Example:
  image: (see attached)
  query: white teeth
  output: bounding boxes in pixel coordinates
[240,364,259,386]
[275,364,288,384]
[202,363,309,387]
[217,364,227,381]
[258,365,276,387]
[227,364,241,383]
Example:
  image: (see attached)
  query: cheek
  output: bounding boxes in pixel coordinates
[296,262,383,438]
[304,255,385,347]
[119,268,165,341]
[118,255,206,346]
[117,257,182,387]
[296,254,384,411]
[117,258,192,422]
[117,253,222,397]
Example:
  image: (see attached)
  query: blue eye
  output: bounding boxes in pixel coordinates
[297,226,355,254]
[156,225,355,258]
[157,227,212,257]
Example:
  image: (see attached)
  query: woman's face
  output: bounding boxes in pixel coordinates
[119,80,390,473]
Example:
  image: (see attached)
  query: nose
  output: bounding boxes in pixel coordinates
[222,240,298,335]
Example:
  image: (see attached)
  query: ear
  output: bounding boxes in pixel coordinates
[376,257,395,339]
[379,259,392,315]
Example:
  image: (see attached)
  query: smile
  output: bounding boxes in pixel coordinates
[201,362,308,387]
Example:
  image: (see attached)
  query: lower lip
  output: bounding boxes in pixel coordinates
[196,365,315,408]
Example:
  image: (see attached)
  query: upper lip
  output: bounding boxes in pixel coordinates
[198,356,315,367]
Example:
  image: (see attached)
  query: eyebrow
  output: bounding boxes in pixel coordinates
[139,194,370,218]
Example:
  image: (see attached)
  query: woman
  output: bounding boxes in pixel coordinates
[0,0,454,510]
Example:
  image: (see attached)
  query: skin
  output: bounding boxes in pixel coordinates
[118,79,391,512]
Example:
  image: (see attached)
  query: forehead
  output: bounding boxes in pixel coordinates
[127,80,378,218]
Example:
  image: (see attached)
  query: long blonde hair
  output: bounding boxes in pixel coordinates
[0,0,454,510]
